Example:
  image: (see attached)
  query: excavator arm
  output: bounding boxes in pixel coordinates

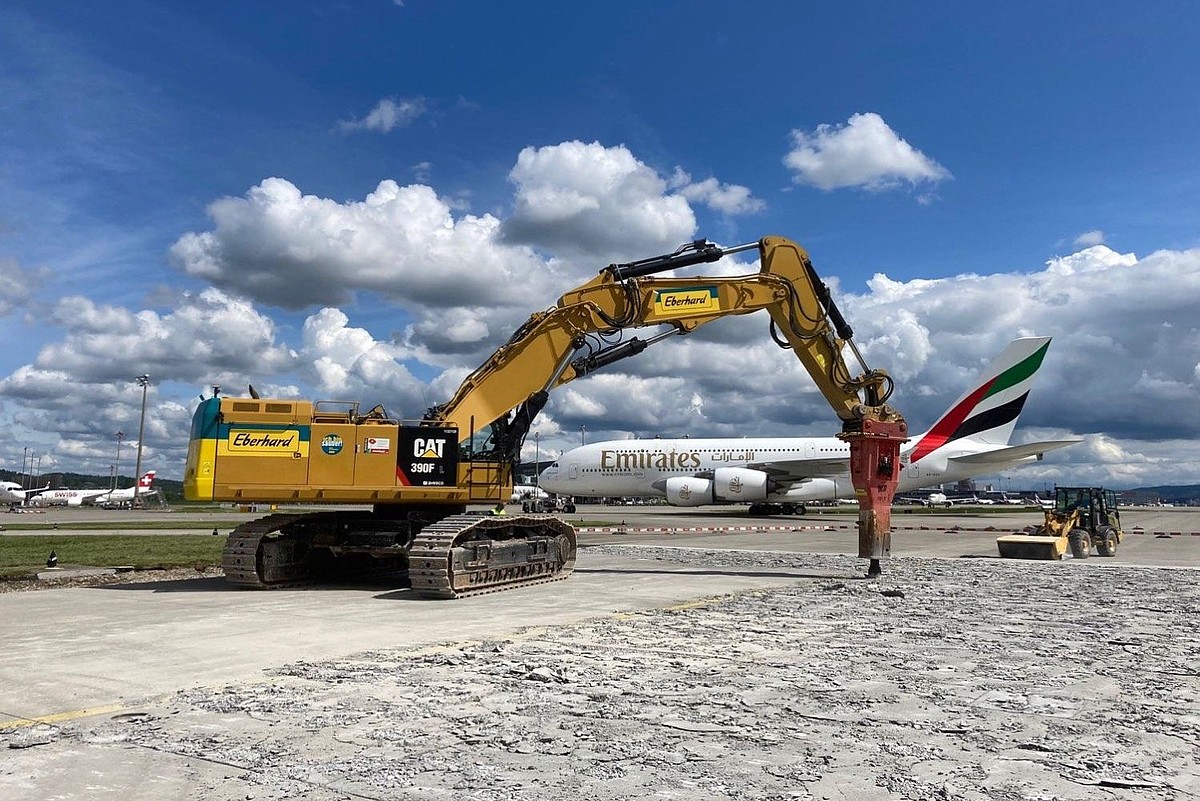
[432,235,908,574]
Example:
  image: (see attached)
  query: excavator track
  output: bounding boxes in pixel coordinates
[222,511,577,597]
[408,513,578,599]
[221,513,322,588]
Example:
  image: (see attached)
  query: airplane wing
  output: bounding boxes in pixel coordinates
[946,440,1079,466]
[745,457,850,484]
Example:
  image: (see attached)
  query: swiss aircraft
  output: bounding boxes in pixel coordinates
[31,471,156,507]
[1,481,50,509]
[539,337,1078,515]
[88,471,158,507]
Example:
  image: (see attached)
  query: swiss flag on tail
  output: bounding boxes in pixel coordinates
[139,471,156,488]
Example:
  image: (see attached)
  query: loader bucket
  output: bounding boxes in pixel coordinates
[996,533,1068,560]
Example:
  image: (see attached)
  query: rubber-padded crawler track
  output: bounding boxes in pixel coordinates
[408,513,578,599]
[221,513,320,588]
[221,511,577,597]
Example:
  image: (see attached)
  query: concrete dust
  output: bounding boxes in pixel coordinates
[3,547,1198,800]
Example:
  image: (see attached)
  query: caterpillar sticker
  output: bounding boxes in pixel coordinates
[397,426,458,486]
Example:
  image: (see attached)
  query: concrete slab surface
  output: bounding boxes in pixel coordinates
[2,509,1198,800]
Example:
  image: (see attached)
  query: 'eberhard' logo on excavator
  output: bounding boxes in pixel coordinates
[228,429,300,454]
[651,287,719,319]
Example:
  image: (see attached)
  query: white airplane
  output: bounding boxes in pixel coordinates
[897,491,992,507]
[89,471,158,507]
[31,471,156,507]
[511,484,550,503]
[1,480,50,509]
[539,337,1079,515]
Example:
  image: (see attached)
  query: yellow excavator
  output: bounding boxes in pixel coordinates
[184,236,908,597]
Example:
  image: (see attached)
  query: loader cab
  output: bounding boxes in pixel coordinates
[1055,486,1122,535]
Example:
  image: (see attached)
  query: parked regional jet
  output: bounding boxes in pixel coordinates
[897,491,992,507]
[539,337,1077,514]
[89,471,158,507]
[1,481,49,509]
[32,471,156,507]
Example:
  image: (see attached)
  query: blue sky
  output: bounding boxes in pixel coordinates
[1,1,1198,489]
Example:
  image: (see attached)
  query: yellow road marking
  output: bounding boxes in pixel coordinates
[0,703,126,731]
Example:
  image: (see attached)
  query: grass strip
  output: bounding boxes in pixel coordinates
[0,535,225,579]
[0,519,237,532]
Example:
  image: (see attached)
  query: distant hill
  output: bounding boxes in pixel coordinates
[1122,485,1200,505]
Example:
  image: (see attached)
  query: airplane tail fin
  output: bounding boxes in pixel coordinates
[139,470,156,488]
[909,337,1052,463]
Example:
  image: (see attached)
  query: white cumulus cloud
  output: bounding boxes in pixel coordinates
[169,177,558,312]
[784,112,952,192]
[501,141,697,260]
[669,168,766,216]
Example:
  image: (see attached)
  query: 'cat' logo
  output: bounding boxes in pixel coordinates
[413,438,446,459]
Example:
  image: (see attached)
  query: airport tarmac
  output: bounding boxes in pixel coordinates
[2,506,1198,799]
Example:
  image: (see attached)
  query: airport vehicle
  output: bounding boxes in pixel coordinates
[996,486,1124,560]
[184,235,908,596]
[540,338,1076,514]
[522,494,576,514]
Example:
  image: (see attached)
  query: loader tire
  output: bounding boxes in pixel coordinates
[1096,526,1118,557]
[1069,528,1091,559]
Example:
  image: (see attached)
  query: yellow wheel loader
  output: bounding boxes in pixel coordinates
[996,486,1124,560]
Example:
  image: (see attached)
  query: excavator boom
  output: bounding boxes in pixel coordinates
[432,236,908,571]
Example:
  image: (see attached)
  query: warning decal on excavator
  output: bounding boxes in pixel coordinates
[650,286,719,319]
[396,426,459,486]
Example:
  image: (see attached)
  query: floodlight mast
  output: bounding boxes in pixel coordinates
[133,375,150,507]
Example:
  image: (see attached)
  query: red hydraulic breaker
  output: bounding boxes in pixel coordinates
[840,417,908,577]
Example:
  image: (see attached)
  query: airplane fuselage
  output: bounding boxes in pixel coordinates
[539,436,1038,505]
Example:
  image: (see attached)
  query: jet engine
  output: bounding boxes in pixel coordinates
[660,468,779,506]
[711,467,776,502]
[662,476,713,507]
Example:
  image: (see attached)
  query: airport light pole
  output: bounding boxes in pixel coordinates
[21,446,28,490]
[580,425,586,447]
[113,430,125,491]
[133,374,150,508]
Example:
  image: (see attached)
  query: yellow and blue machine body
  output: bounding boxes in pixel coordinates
[184,396,505,506]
